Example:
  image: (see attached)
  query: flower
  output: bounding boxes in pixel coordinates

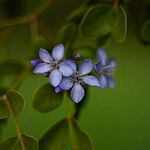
[31,44,73,87]
[59,59,99,103]
[31,59,41,67]
[95,48,116,89]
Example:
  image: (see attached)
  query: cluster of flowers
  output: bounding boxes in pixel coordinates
[31,44,116,103]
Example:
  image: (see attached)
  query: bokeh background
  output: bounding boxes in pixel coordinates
[0,0,150,150]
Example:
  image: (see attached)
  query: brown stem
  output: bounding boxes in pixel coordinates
[0,0,53,29]
[33,0,53,16]
[5,97,25,150]
[113,0,120,10]
[30,20,38,45]
[0,15,31,28]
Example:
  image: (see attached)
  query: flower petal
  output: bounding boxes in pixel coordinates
[55,86,63,93]
[52,44,64,61]
[49,69,62,87]
[31,59,41,67]
[79,59,93,76]
[97,48,107,65]
[106,76,115,88]
[59,62,73,76]
[39,48,52,63]
[105,59,116,72]
[98,75,107,89]
[71,83,84,103]
[33,63,51,74]
[94,62,103,73]
[64,59,77,73]
[82,75,99,87]
[60,77,73,90]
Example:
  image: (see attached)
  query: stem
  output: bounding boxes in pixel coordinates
[64,93,78,149]
[5,97,25,150]
[64,92,72,122]
[34,0,53,16]
[113,0,119,10]
[0,0,53,29]
[30,19,38,45]
[0,15,31,28]
[10,63,31,90]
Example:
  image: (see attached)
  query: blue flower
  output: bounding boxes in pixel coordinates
[31,59,41,67]
[31,44,73,87]
[95,48,116,89]
[59,59,99,103]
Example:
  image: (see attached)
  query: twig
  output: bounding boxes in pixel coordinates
[1,95,25,150]
[113,0,120,10]
[33,0,53,16]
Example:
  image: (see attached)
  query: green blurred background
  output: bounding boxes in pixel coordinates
[0,0,150,150]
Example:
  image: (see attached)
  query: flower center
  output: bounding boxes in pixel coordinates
[74,71,81,83]
[101,66,113,76]
[52,61,59,69]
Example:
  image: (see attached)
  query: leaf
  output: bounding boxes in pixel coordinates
[59,23,76,45]
[39,118,93,150]
[6,90,25,117]
[39,119,69,150]
[0,60,24,78]
[39,0,85,36]
[79,4,114,38]
[141,18,150,43]
[0,135,38,150]
[112,6,127,42]
[71,118,93,150]
[33,83,63,113]
[0,98,9,119]
[67,6,89,25]
[79,4,127,42]
[0,89,25,119]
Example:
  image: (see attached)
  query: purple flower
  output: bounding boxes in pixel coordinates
[59,59,99,103]
[31,59,41,67]
[31,44,73,87]
[95,48,116,89]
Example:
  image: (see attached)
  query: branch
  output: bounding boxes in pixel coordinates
[1,95,25,150]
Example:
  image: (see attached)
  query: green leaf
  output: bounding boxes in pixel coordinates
[0,135,38,150]
[6,90,25,117]
[33,83,63,113]
[141,18,150,43]
[39,118,93,150]
[59,23,76,45]
[0,90,25,119]
[67,6,89,25]
[39,119,69,150]
[79,4,127,42]
[79,4,114,38]
[70,118,93,150]
[0,98,9,120]
[0,60,24,78]
[112,6,127,42]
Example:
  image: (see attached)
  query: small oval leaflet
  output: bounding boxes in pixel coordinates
[0,89,25,119]
[0,135,38,150]
[79,4,127,42]
[39,118,93,150]
[33,83,63,113]
[39,119,69,150]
